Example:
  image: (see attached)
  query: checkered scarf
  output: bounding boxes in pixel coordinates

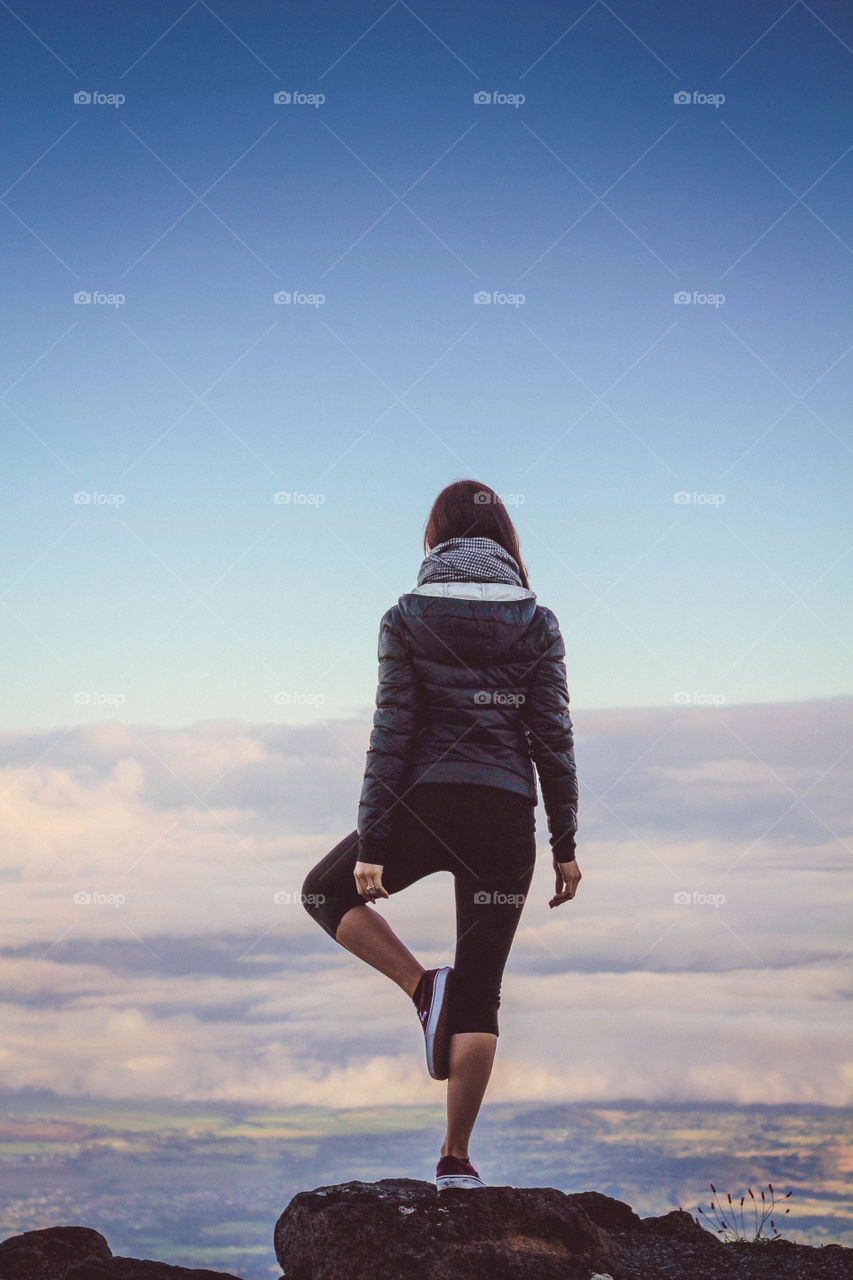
[416,536,524,587]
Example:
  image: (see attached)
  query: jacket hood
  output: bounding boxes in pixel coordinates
[397,581,539,664]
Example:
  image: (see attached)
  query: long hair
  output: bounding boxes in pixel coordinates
[423,479,530,590]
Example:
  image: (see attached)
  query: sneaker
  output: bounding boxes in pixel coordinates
[414,966,452,1080]
[436,1153,485,1191]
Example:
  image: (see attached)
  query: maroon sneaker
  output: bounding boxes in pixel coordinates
[414,966,452,1080]
[436,1153,485,1191]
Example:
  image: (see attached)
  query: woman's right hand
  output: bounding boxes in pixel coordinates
[549,856,581,907]
[354,860,389,901]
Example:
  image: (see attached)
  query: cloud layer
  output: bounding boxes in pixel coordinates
[2,698,851,1106]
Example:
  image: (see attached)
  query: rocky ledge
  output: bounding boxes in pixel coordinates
[2,1183,852,1280]
[273,1179,853,1280]
[0,1226,237,1280]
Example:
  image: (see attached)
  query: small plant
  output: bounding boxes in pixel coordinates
[695,1182,792,1243]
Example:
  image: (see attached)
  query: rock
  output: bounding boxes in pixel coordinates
[569,1192,643,1235]
[273,1177,621,1280]
[0,1228,241,1280]
[0,1227,112,1280]
[639,1207,722,1245]
[66,1261,241,1280]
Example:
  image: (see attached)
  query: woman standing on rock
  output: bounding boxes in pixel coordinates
[302,479,581,1191]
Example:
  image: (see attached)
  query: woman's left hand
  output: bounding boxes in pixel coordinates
[354,861,389,901]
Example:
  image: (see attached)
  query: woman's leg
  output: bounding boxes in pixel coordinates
[302,824,433,997]
[336,903,424,998]
[441,1032,497,1158]
[442,787,537,1162]
[302,786,531,1163]
[442,884,531,1160]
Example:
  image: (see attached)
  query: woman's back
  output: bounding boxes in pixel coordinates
[358,534,578,867]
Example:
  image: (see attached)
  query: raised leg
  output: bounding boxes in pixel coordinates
[335,903,425,998]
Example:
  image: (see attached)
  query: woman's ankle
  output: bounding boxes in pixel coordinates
[407,967,426,1001]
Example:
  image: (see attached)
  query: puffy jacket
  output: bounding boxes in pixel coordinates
[357,579,578,865]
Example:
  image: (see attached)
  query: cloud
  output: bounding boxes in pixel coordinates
[1,698,851,1106]
[0,960,850,1107]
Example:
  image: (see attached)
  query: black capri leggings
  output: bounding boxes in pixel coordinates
[301,782,536,1037]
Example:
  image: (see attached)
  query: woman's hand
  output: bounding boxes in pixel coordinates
[549,856,581,907]
[354,861,389,901]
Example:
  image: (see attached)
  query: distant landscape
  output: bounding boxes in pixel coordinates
[1,1093,850,1280]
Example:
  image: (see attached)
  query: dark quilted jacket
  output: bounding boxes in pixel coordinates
[357,583,578,865]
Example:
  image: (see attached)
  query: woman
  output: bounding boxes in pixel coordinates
[302,479,581,1192]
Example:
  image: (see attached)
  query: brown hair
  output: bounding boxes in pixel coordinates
[423,479,530,589]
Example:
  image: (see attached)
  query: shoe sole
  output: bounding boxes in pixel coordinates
[424,966,452,1081]
[436,1175,485,1191]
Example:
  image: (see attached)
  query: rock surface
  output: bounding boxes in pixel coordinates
[0,1227,112,1280]
[0,1226,241,1280]
[274,1178,665,1279]
[273,1179,853,1280]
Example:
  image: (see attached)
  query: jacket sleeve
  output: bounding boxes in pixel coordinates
[521,609,579,861]
[357,607,420,865]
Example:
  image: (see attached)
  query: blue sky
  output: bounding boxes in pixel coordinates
[2,0,851,728]
[1,0,852,1139]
